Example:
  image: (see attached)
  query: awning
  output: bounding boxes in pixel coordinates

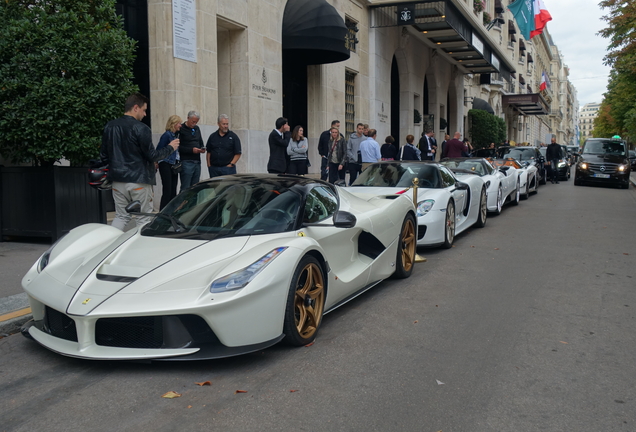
[282,0,350,65]
[370,1,516,79]
[503,93,549,115]
[527,84,532,92]
[519,76,526,85]
[519,40,526,51]
[494,0,504,13]
[527,53,534,63]
[508,20,517,34]
[473,97,495,114]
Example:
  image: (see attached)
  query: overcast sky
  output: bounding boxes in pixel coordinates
[543,0,611,108]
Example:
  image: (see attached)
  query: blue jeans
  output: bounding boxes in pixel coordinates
[208,165,237,178]
[320,156,328,180]
[180,160,201,192]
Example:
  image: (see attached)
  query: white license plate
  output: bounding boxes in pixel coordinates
[594,173,610,178]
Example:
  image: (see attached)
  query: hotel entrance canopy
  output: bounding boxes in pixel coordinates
[370,0,516,81]
[502,93,549,116]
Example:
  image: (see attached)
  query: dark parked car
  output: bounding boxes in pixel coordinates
[538,146,571,181]
[629,150,636,171]
[575,138,631,189]
[497,146,548,185]
[567,146,581,163]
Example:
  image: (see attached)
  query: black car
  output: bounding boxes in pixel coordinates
[497,146,548,185]
[629,150,636,171]
[575,138,631,189]
[538,146,571,181]
[567,146,581,163]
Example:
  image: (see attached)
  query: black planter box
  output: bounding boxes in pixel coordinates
[0,166,114,242]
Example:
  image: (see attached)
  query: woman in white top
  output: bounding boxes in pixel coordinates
[287,125,309,175]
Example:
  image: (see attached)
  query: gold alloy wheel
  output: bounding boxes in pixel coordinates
[401,218,416,272]
[294,263,325,339]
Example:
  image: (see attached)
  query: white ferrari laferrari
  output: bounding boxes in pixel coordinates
[21,175,416,360]
[440,158,520,214]
[346,162,487,248]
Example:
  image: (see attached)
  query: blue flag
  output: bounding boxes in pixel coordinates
[508,0,535,40]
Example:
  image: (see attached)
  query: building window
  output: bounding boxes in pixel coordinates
[345,70,356,138]
[345,18,358,53]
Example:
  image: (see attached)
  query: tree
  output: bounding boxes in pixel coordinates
[468,109,505,148]
[0,0,137,166]
[598,0,636,72]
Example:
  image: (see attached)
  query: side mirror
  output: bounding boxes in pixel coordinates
[333,210,356,228]
[125,200,142,214]
[455,181,469,190]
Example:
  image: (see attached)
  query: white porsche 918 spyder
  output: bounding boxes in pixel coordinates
[440,158,520,214]
[21,175,417,360]
[346,162,487,248]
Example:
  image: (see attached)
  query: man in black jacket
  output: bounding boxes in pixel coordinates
[318,120,341,180]
[178,110,206,192]
[100,93,179,230]
[267,117,290,173]
[546,136,563,184]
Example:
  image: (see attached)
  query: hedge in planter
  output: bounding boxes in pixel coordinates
[468,109,506,149]
[0,0,137,166]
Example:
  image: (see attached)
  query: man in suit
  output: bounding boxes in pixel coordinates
[267,117,290,174]
[418,129,437,160]
[441,132,468,158]
[318,120,341,180]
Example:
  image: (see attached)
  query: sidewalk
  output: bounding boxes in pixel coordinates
[2,171,636,336]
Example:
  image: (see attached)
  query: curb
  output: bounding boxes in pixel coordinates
[0,293,31,337]
[0,312,31,338]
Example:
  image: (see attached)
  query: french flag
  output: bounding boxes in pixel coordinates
[530,0,552,39]
[540,72,548,91]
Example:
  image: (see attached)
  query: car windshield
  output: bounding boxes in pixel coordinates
[501,148,536,161]
[141,180,302,240]
[352,163,441,188]
[583,140,626,156]
[440,160,489,176]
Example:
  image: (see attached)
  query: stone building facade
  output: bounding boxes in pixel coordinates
[579,102,601,142]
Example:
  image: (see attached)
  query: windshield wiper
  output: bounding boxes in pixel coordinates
[154,213,188,232]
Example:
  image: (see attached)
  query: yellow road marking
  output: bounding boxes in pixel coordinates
[0,307,32,322]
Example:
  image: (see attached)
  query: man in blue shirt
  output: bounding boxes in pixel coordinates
[360,129,381,171]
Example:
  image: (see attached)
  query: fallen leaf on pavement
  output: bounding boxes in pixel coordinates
[187,405,192,409]
[624,253,629,255]
[290,389,298,393]
[235,390,248,394]
[305,341,315,347]
[195,381,211,386]
[162,391,182,399]
[559,341,568,344]
[414,320,418,323]
[436,380,445,385]
[494,248,499,250]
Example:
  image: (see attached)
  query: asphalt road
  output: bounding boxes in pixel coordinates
[1,174,635,432]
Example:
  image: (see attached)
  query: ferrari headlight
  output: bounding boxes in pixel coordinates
[580,162,588,169]
[36,235,66,273]
[416,199,435,217]
[210,247,287,293]
[618,164,626,172]
[558,161,566,167]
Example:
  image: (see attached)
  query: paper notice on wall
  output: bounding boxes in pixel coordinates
[173,0,197,63]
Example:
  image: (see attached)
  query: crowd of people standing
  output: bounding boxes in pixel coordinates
[101,91,504,231]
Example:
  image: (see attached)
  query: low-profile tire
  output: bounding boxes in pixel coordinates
[539,170,547,185]
[441,201,455,249]
[493,186,503,215]
[475,188,487,228]
[393,214,417,279]
[510,181,520,206]
[283,255,326,347]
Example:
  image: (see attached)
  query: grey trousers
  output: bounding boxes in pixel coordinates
[111,182,154,231]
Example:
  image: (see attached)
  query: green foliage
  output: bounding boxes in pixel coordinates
[0,0,138,166]
[468,109,505,148]
[593,64,636,141]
